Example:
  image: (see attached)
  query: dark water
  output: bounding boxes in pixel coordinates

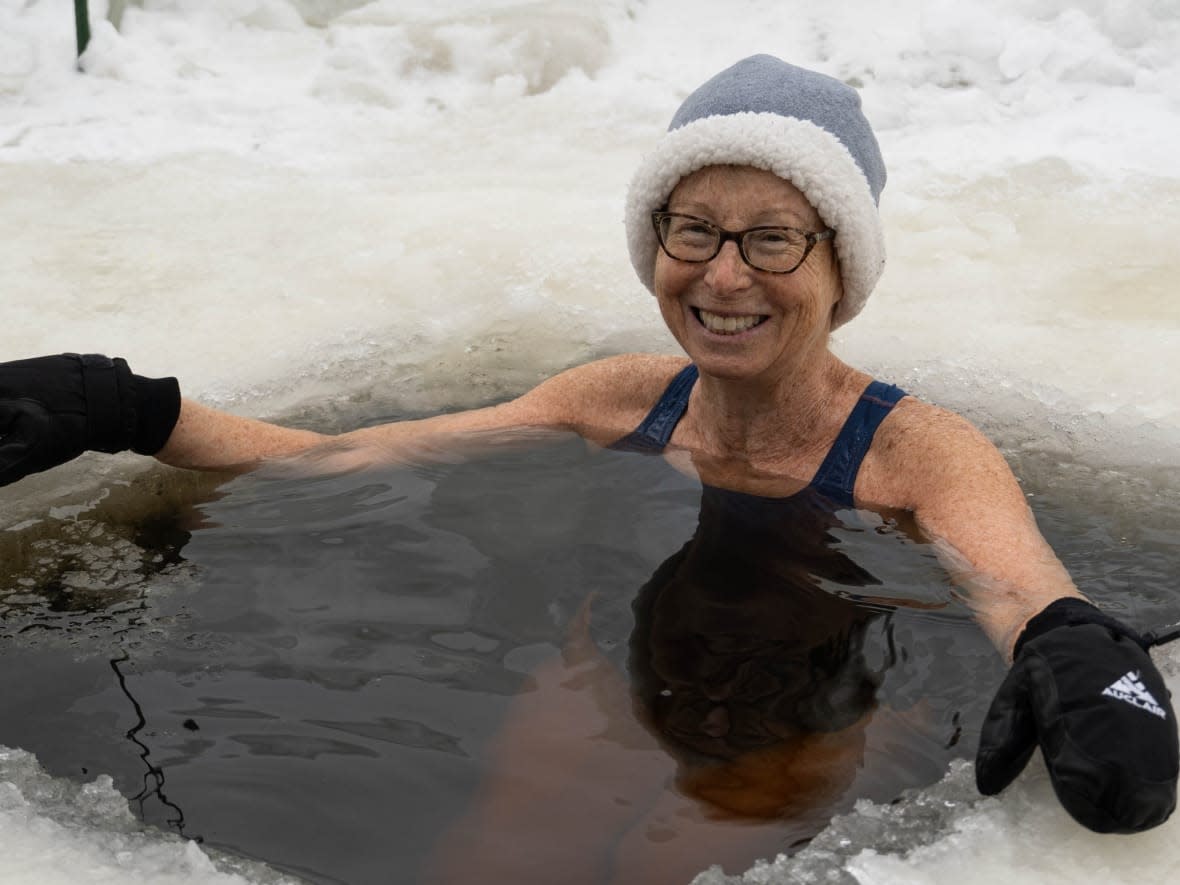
[1,438,1177,884]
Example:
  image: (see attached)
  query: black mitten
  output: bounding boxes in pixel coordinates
[976,597,1179,833]
[0,354,180,487]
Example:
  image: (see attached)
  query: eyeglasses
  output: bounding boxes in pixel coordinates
[651,211,835,274]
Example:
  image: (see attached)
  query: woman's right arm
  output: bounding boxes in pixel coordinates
[154,398,327,470]
[160,353,687,474]
[1,351,677,485]
[155,392,572,474]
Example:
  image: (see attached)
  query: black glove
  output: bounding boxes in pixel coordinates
[976,597,1179,833]
[0,354,180,487]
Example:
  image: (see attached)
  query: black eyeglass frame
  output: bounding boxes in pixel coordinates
[651,211,835,274]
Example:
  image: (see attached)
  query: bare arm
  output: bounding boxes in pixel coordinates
[882,406,1180,834]
[155,391,572,474]
[154,354,682,474]
[155,399,327,470]
[866,402,1084,660]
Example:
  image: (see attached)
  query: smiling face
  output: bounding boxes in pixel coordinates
[653,165,842,382]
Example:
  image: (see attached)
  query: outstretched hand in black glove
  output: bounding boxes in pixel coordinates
[0,354,181,487]
[976,597,1179,833]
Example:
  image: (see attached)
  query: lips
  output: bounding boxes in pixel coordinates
[694,307,768,335]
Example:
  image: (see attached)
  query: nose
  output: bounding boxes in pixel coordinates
[703,240,752,295]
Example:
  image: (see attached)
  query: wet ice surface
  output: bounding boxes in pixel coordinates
[698,741,1180,885]
[0,747,304,885]
[696,754,1180,885]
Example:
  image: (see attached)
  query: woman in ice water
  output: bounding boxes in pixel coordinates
[1,54,1176,855]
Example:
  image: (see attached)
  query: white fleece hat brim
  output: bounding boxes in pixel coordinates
[625,112,886,329]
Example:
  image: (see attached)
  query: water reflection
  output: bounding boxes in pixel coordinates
[429,475,970,884]
[110,652,198,841]
[632,486,892,751]
[627,485,947,827]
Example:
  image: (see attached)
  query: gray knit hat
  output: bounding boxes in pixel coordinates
[625,55,886,328]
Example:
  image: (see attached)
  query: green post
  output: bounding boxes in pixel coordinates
[74,0,91,58]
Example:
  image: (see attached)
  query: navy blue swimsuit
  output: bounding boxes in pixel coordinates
[612,364,907,508]
[617,367,911,751]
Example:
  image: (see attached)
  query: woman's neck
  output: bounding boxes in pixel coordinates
[686,350,867,465]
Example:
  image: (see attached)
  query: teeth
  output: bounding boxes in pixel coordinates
[697,309,764,335]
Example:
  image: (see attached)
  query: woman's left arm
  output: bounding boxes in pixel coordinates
[868,401,1178,834]
[870,402,1081,660]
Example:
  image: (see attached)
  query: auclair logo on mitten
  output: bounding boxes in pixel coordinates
[1102,670,1167,720]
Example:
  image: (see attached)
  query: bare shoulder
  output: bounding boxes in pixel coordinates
[859,395,1023,512]
[534,353,690,407]
[329,353,687,457]
[861,395,1081,658]
[514,353,692,443]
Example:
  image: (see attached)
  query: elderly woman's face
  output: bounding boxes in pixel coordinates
[653,165,841,381]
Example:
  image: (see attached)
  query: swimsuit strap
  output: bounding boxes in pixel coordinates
[611,368,907,509]
[610,363,699,453]
[810,380,908,508]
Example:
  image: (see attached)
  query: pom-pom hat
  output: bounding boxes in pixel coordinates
[625,55,887,329]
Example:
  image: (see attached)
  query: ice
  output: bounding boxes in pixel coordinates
[2,0,1180,882]
[0,746,304,885]
[694,644,1180,884]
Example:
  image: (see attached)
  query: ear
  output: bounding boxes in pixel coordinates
[827,251,845,326]
[826,288,844,329]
